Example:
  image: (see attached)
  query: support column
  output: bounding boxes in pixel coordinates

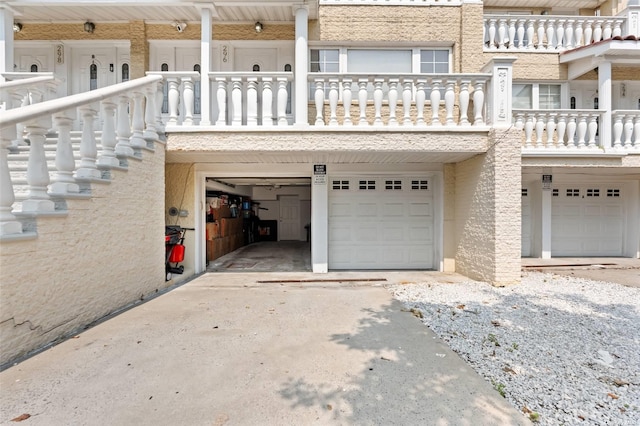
[199,7,212,125]
[0,5,15,80]
[598,61,612,150]
[294,5,308,126]
[311,164,328,273]
[541,176,552,259]
[481,56,517,128]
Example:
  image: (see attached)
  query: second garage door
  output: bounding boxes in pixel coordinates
[328,177,434,270]
[552,185,624,256]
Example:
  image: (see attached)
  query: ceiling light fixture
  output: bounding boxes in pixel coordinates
[13,22,22,33]
[84,21,95,33]
[255,21,263,33]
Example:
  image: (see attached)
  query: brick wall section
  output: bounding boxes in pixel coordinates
[130,21,148,79]
[454,128,521,286]
[0,144,167,366]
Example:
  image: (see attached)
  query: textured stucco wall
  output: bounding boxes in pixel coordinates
[165,163,196,279]
[454,128,522,286]
[0,144,166,366]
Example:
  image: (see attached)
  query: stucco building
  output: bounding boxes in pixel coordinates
[1,0,639,365]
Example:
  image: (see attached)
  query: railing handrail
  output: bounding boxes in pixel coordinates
[207,71,294,79]
[0,75,163,129]
[513,108,602,114]
[146,71,201,80]
[307,72,492,80]
[612,109,640,114]
[0,75,55,90]
[484,14,624,23]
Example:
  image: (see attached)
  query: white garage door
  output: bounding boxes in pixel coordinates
[552,186,624,256]
[329,177,434,269]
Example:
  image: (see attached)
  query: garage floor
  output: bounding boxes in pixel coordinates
[207,241,312,272]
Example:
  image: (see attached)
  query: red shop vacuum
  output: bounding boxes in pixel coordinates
[165,226,193,280]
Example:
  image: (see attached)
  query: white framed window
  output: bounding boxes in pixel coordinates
[310,49,339,73]
[513,83,562,109]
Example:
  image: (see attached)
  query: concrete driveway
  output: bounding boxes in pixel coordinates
[0,272,525,425]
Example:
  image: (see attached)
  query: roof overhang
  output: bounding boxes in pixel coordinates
[560,38,640,80]
[5,0,319,24]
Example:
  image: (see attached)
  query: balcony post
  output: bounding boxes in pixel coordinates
[415,79,426,126]
[294,5,309,126]
[50,114,80,195]
[231,77,243,126]
[130,90,146,147]
[358,78,368,125]
[623,114,635,149]
[246,77,259,126]
[373,78,384,125]
[546,113,557,148]
[0,127,22,235]
[181,77,195,126]
[524,113,535,148]
[22,121,55,212]
[143,83,159,139]
[583,21,593,45]
[262,77,274,126]
[587,115,598,148]
[444,80,455,126]
[566,114,577,148]
[497,19,507,49]
[313,78,325,126]
[546,19,556,50]
[459,79,470,126]
[565,20,575,49]
[342,78,353,126]
[387,78,399,126]
[613,112,623,149]
[277,77,289,126]
[555,20,565,50]
[536,19,546,50]
[115,94,133,157]
[481,57,516,128]
[401,79,412,126]
[166,78,180,126]
[535,113,545,147]
[516,19,526,49]
[215,77,228,126]
[97,99,119,167]
[487,19,497,49]
[576,114,588,148]
[75,106,102,179]
[526,20,535,49]
[328,78,339,126]
[429,79,441,126]
[574,22,584,48]
[556,114,567,148]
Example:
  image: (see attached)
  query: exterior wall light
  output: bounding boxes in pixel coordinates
[255,21,263,33]
[13,22,22,33]
[84,21,95,33]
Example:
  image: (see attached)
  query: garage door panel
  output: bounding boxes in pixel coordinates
[329,176,434,270]
[382,203,404,216]
[552,185,624,256]
[330,202,352,217]
[409,202,432,217]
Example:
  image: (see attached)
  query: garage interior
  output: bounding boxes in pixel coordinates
[204,176,312,272]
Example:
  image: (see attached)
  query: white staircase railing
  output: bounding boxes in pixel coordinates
[0,75,163,237]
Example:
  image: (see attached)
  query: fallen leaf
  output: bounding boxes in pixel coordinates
[11,414,30,422]
[613,379,629,387]
[522,406,532,414]
[503,366,517,375]
[326,404,333,411]
[71,335,80,339]
[578,415,585,420]
[409,308,423,319]
[607,393,619,399]
[491,320,501,327]
[380,356,391,361]
[456,304,465,310]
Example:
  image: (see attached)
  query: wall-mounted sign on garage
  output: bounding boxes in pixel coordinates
[314,164,327,185]
[542,174,552,191]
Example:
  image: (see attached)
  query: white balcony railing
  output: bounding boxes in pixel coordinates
[514,109,640,152]
[484,15,626,52]
[309,74,490,127]
[0,75,163,236]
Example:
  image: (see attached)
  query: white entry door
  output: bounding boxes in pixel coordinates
[552,185,625,256]
[234,48,278,72]
[521,188,531,257]
[329,177,434,269]
[71,48,116,94]
[279,195,300,241]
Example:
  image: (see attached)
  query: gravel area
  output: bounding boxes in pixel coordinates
[391,272,640,425]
